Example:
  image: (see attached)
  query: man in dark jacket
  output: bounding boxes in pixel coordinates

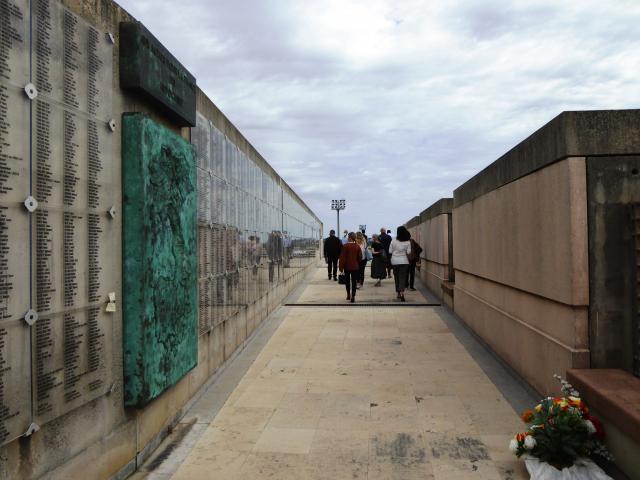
[379,228,392,278]
[323,230,343,280]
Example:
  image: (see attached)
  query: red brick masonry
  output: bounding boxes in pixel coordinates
[567,369,640,445]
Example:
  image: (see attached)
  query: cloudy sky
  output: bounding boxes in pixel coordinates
[119,0,640,235]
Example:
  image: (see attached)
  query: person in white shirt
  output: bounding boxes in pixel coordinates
[389,226,412,302]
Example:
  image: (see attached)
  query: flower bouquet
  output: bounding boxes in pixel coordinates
[510,375,613,479]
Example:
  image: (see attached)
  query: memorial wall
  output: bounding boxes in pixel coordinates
[1,0,116,448]
[193,111,320,338]
[0,0,321,477]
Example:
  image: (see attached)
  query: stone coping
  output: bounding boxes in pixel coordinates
[454,110,640,207]
[406,215,420,228]
[567,368,640,445]
[421,198,453,222]
[406,198,453,228]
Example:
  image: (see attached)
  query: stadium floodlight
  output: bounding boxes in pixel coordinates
[330,199,346,235]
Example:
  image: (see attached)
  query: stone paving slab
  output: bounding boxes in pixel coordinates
[294,266,438,304]
[168,269,529,479]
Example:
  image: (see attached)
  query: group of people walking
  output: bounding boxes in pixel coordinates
[323,226,423,303]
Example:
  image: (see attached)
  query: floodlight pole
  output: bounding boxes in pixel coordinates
[331,199,346,237]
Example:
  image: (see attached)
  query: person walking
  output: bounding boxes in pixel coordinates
[339,232,363,303]
[406,233,423,291]
[341,230,349,245]
[389,226,412,302]
[282,232,292,267]
[355,231,369,288]
[370,234,387,286]
[267,230,282,283]
[379,228,392,278]
[323,229,342,281]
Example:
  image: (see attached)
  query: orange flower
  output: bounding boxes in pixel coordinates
[553,397,568,408]
[521,410,534,423]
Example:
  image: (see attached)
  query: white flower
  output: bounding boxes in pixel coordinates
[524,435,537,450]
[585,420,596,434]
[509,439,519,453]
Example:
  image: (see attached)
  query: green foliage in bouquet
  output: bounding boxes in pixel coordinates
[510,375,611,470]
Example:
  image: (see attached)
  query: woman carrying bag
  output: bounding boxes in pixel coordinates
[339,232,363,303]
[389,226,412,302]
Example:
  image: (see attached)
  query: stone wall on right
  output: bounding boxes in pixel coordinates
[453,157,590,395]
[407,199,453,302]
[451,109,640,395]
[404,109,640,479]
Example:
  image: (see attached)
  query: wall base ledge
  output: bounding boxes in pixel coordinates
[567,369,640,445]
[441,281,455,296]
[455,283,589,355]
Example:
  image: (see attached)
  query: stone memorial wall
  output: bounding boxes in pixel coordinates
[0,0,321,477]
[192,112,321,337]
[0,0,32,447]
[1,0,115,446]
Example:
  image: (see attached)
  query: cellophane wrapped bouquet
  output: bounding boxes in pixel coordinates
[510,375,612,470]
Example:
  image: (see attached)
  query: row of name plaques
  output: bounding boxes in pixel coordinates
[0,0,115,446]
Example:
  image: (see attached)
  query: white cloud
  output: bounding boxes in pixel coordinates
[117,0,640,232]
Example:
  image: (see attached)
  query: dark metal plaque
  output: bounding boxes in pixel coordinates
[119,21,196,127]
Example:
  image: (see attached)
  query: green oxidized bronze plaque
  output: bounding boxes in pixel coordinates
[119,22,197,127]
[122,113,197,407]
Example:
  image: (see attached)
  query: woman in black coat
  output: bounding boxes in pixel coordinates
[370,234,387,286]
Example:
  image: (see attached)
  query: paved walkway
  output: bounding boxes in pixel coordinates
[138,267,534,479]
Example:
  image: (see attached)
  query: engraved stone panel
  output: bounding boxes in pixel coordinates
[0,321,31,446]
[0,0,29,88]
[0,0,33,446]
[29,0,115,426]
[191,111,321,343]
